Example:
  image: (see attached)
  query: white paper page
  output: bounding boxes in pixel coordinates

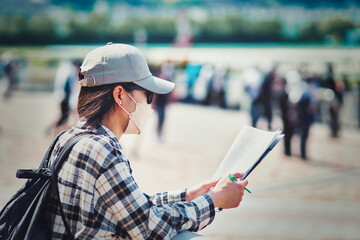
[213,126,280,180]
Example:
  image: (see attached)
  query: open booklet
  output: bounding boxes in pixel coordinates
[213,126,284,180]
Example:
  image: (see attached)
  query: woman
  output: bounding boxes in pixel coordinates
[47,43,248,239]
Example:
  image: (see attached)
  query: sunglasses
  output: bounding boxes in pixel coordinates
[145,91,154,104]
[127,85,154,104]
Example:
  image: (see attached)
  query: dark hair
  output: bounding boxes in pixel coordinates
[77,71,138,127]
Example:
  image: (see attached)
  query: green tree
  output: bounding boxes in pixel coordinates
[113,17,175,43]
[28,16,56,44]
[319,14,355,42]
[250,20,283,42]
[66,11,112,43]
[193,16,233,42]
[85,11,112,42]
[0,15,28,44]
[299,21,322,42]
[193,14,284,43]
[111,21,135,43]
[143,17,176,43]
[66,14,91,43]
[225,14,250,42]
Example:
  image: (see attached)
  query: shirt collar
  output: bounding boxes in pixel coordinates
[74,117,119,143]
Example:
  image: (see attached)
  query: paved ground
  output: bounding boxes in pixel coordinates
[0,91,360,240]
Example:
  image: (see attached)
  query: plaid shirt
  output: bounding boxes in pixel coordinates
[47,118,215,239]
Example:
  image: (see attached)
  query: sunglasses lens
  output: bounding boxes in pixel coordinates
[147,92,154,104]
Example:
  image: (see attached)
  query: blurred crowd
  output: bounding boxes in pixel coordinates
[148,60,359,160]
[1,54,359,161]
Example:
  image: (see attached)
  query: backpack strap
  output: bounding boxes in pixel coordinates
[42,131,67,168]
[50,133,92,240]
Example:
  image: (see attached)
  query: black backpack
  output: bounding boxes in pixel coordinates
[0,132,90,240]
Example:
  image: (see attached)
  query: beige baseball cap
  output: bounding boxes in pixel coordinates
[79,42,175,94]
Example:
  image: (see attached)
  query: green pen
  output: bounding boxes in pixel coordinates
[229,173,252,194]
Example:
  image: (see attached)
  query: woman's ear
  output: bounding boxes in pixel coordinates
[113,85,124,105]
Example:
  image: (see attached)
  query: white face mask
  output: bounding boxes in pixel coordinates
[119,91,153,134]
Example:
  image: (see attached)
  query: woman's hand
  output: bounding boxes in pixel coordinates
[185,179,220,202]
[207,172,248,209]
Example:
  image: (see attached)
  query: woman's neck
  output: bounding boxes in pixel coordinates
[101,110,127,140]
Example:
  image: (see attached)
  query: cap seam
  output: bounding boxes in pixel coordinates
[115,74,153,83]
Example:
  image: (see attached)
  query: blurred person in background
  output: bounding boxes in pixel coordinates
[243,66,264,124]
[278,76,296,157]
[281,69,316,160]
[208,65,229,108]
[325,62,343,138]
[183,61,202,103]
[46,43,248,239]
[154,60,175,142]
[257,65,277,130]
[1,52,20,100]
[295,75,317,160]
[48,60,81,134]
[193,63,214,105]
[245,65,276,130]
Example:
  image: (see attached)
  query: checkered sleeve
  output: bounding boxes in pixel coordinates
[95,161,215,239]
[150,189,187,206]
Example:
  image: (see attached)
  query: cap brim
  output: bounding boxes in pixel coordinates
[133,76,175,94]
